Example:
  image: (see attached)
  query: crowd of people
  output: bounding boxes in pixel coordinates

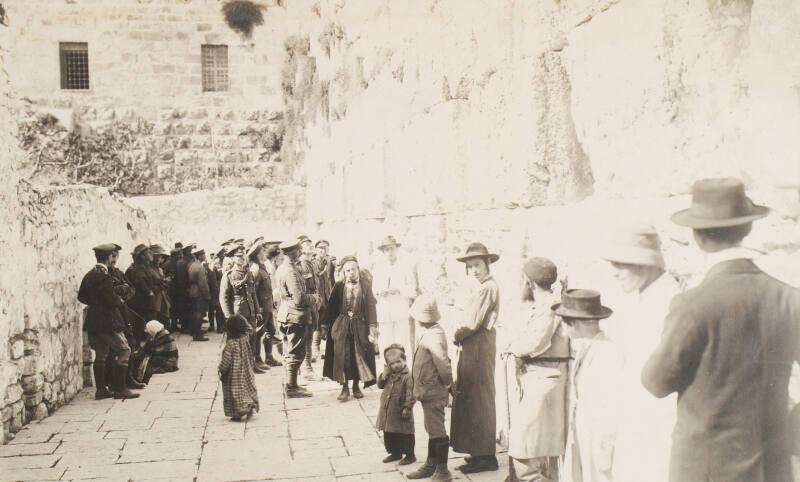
[78,178,800,482]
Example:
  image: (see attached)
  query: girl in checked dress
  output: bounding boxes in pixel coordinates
[219,314,259,421]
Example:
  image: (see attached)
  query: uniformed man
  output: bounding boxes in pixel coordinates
[275,239,320,397]
[187,247,210,342]
[126,244,157,343]
[174,243,195,333]
[166,245,183,332]
[297,235,322,381]
[263,243,283,365]
[248,239,272,372]
[207,248,227,334]
[108,245,146,390]
[78,243,140,400]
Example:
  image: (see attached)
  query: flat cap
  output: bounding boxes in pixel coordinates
[297,235,311,244]
[93,243,120,253]
[279,239,301,253]
[131,244,150,258]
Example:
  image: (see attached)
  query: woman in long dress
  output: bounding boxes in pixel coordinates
[321,256,378,402]
[450,242,500,474]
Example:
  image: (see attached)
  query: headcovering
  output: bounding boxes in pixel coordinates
[671,178,769,229]
[233,238,244,244]
[144,320,165,337]
[315,239,330,248]
[149,244,167,257]
[93,243,119,254]
[410,293,441,324]
[174,242,183,249]
[551,289,613,320]
[112,244,123,252]
[523,257,558,287]
[182,243,196,252]
[215,247,227,259]
[225,244,245,257]
[378,235,401,251]
[221,238,235,246]
[264,244,280,259]
[131,244,150,258]
[337,255,358,269]
[602,225,665,268]
[192,247,205,256]
[170,248,182,255]
[456,242,499,264]
[246,239,263,257]
[279,239,301,253]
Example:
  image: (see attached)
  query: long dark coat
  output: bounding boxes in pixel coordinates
[450,275,500,456]
[322,273,378,387]
[643,259,800,482]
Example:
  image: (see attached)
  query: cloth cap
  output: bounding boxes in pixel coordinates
[410,293,441,324]
[149,244,167,257]
[671,177,769,228]
[145,320,164,337]
[602,225,665,268]
[93,243,120,254]
[337,255,359,270]
[523,257,558,287]
[131,244,150,258]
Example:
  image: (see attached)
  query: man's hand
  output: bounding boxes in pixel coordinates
[401,407,412,420]
[368,326,378,343]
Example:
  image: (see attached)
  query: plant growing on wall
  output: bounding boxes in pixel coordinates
[18,113,156,195]
[221,0,265,38]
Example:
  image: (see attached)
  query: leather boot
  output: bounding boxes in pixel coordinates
[352,380,363,399]
[432,438,453,481]
[127,368,146,389]
[93,363,113,400]
[113,364,140,399]
[337,384,351,402]
[407,441,436,479]
[286,367,312,398]
[264,338,282,366]
[458,455,498,474]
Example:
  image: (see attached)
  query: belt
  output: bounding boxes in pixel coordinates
[520,356,571,363]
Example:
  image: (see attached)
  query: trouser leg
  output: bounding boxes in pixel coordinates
[207,307,215,330]
[512,457,559,482]
[281,323,306,385]
[422,398,449,439]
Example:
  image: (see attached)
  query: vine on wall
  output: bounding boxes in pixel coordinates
[18,113,157,195]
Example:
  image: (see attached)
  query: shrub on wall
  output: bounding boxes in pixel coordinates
[17,113,156,195]
[222,0,265,38]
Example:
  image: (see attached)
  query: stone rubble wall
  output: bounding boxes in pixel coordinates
[5,0,293,194]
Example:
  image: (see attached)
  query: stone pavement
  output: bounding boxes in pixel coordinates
[0,331,509,481]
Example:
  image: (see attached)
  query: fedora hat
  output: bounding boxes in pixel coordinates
[131,244,150,258]
[456,242,499,264]
[671,178,769,229]
[378,235,401,251]
[602,225,665,268]
[410,294,441,324]
[551,289,613,320]
[149,244,167,257]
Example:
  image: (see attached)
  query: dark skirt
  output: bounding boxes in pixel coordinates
[322,314,376,387]
[384,432,415,456]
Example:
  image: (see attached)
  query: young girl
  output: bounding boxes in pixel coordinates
[219,314,259,421]
[377,344,416,465]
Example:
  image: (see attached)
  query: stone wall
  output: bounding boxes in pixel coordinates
[128,185,306,252]
[5,0,293,194]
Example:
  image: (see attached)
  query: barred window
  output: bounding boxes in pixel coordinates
[59,42,89,90]
[201,44,229,92]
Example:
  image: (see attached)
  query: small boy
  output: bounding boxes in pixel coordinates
[377,344,416,465]
[407,294,453,481]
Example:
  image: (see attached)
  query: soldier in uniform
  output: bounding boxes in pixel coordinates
[108,245,146,390]
[78,243,140,400]
[148,244,171,326]
[262,243,283,366]
[126,244,157,343]
[314,239,336,361]
[187,247,210,342]
[207,248,226,334]
[166,245,183,332]
[220,243,262,363]
[174,243,195,333]
[275,239,320,397]
[297,236,322,381]
[248,239,272,372]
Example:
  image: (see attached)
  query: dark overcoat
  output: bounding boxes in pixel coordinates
[643,259,800,482]
[322,272,378,387]
[78,266,125,334]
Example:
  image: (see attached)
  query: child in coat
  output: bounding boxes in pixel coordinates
[377,343,416,465]
[219,314,259,421]
[407,294,453,481]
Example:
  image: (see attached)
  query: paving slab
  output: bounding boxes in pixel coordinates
[118,441,201,463]
[0,453,60,469]
[0,442,60,457]
[0,467,66,482]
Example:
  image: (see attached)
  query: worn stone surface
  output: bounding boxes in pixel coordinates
[0,331,506,480]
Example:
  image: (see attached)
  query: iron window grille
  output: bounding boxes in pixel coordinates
[59,42,89,90]
[201,44,229,92]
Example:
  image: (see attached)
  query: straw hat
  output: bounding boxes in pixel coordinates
[671,178,769,228]
[551,289,613,320]
[602,225,665,268]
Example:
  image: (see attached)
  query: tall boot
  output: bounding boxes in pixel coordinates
[432,438,453,481]
[127,364,146,389]
[264,338,281,367]
[113,364,140,399]
[407,441,436,479]
[311,329,321,362]
[285,365,312,398]
[301,335,320,381]
[93,363,113,400]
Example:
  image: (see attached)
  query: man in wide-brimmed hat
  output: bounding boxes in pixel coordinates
[125,244,157,344]
[502,257,568,482]
[450,242,500,474]
[643,178,800,482]
[373,235,420,358]
[599,225,679,482]
[552,289,622,482]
